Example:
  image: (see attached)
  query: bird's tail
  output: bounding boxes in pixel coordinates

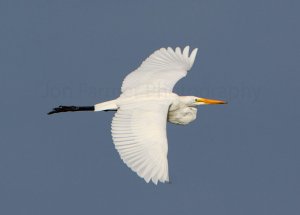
[94,99,118,112]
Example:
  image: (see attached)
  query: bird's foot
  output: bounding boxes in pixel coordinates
[47,106,78,115]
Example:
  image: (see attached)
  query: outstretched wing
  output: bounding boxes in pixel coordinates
[111,99,171,184]
[121,46,198,95]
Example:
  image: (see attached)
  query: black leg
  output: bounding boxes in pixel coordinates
[104,109,117,112]
[47,106,94,115]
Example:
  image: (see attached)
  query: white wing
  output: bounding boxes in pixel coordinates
[121,46,198,95]
[111,46,198,184]
[111,99,171,184]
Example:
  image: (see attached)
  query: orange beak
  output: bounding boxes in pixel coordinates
[196,97,227,105]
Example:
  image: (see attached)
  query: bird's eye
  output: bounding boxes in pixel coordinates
[195,98,198,102]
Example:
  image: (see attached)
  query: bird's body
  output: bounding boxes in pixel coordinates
[168,96,198,125]
[49,46,226,184]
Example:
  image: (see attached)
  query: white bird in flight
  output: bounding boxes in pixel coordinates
[48,46,227,184]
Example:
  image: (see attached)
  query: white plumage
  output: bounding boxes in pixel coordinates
[49,46,227,185]
[121,46,198,95]
[112,46,199,184]
[112,100,171,184]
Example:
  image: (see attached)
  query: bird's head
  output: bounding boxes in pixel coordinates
[182,96,227,106]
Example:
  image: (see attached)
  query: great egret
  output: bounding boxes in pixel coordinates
[48,46,227,184]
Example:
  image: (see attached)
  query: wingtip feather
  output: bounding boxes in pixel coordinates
[183,46,190,58]
[175,47,181,55]
[189,48,198,67]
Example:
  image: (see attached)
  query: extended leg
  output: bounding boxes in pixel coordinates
[47,106,94,115]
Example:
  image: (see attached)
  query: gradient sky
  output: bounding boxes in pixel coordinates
[0,0,299,214]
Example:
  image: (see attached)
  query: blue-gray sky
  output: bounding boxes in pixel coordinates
[1,0,299,214]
